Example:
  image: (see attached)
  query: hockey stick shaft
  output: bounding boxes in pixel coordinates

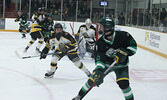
[69,23,74,35]
[21,53,52,59]
[80,60,116,99]
[23,53,52,59]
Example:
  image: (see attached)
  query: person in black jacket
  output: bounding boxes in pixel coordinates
[72,17,137,100]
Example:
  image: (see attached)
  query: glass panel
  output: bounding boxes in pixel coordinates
[1,0,167,32]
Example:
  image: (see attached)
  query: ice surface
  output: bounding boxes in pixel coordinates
[0,32,167,100]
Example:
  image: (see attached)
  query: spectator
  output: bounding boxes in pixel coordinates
[160,8,167,25]
[144,11,151,26]
[118,13,125,25]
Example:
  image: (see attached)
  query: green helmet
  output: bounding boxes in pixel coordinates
[99,17,115,33]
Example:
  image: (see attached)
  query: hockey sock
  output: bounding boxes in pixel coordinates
[28,40,35,47]
[122,86,134,100]
[37,39,44,47]
[74,60,84,69]
[50,56,59,72]
[79,79,94,97]
[73,60,90,77]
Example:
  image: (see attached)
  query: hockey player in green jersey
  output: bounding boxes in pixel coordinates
[72,17,137,100]
[15,10,29,38]
[40,14,54,41]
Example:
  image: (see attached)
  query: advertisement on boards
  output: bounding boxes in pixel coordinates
[145,31,161,48]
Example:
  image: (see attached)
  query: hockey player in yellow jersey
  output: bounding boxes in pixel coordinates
[40,23,91,78]
[23,9,46,53]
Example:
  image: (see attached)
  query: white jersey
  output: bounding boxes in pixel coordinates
[46,31,78,53]
[77,24,96,40]
[31,14,45,24]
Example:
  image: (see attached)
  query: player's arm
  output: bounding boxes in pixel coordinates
[15,16,20,22]
[40,40,51,59]
[59,33,77,53]
[40,35,59,59]
[125,32,137,56]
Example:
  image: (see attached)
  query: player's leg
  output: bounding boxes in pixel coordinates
[78,38,86,58]
[36,38,44,53]
[19,28,26,38]
[72,78,94,100]
[45,50,64,78]
[72,67,105,100]
[23,32,37,52]
[67,52,91,77]
[36,31,44,53]
[114,66,134,100]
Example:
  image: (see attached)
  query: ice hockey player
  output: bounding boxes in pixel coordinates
[40,23,91,78]
[23,8,46,53]
[15,10,29,38]
[72,17,137,100]
[74,18,96,59]
[40,14,54,42]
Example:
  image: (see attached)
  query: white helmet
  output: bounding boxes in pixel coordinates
[85,18,92,29]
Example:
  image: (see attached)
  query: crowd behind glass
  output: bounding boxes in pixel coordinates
[0,0,167,32]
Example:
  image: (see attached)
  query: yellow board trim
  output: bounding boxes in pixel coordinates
[0,29,19,32]
[137,44,167,59]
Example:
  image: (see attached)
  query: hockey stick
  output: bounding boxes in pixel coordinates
[80,60,117,99]
[69,23,74,35]
[15,51,52,59]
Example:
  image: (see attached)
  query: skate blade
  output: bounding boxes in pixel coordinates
[44,76,54,78]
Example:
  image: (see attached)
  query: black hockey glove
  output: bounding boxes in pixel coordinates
[40,47,49,59]
[40,52,47,59]
[114,48,128,64]
[59,43,70,54]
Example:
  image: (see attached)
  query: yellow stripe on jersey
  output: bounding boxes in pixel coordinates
[30,24,42,32]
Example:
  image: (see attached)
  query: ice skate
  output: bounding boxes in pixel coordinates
[44,70,55,78]
[72,95,81,100]
[22,34,26,38]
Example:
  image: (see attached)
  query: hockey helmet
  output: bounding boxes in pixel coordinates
[18,10,22,15]
[46,14,52,20]
[85,18,92,29]
[38,7,45,14]
[98,17,115,34]
[54,23,63,30]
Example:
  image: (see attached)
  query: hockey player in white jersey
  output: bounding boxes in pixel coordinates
[40,23,91,78]
[75,18,96,59]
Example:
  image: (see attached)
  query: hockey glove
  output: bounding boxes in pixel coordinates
[40,47,49,59]
[114,48,128,64]
[59,43,69,54]
[89,69,104,87]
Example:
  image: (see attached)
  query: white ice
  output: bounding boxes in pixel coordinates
[0,32,167,100]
